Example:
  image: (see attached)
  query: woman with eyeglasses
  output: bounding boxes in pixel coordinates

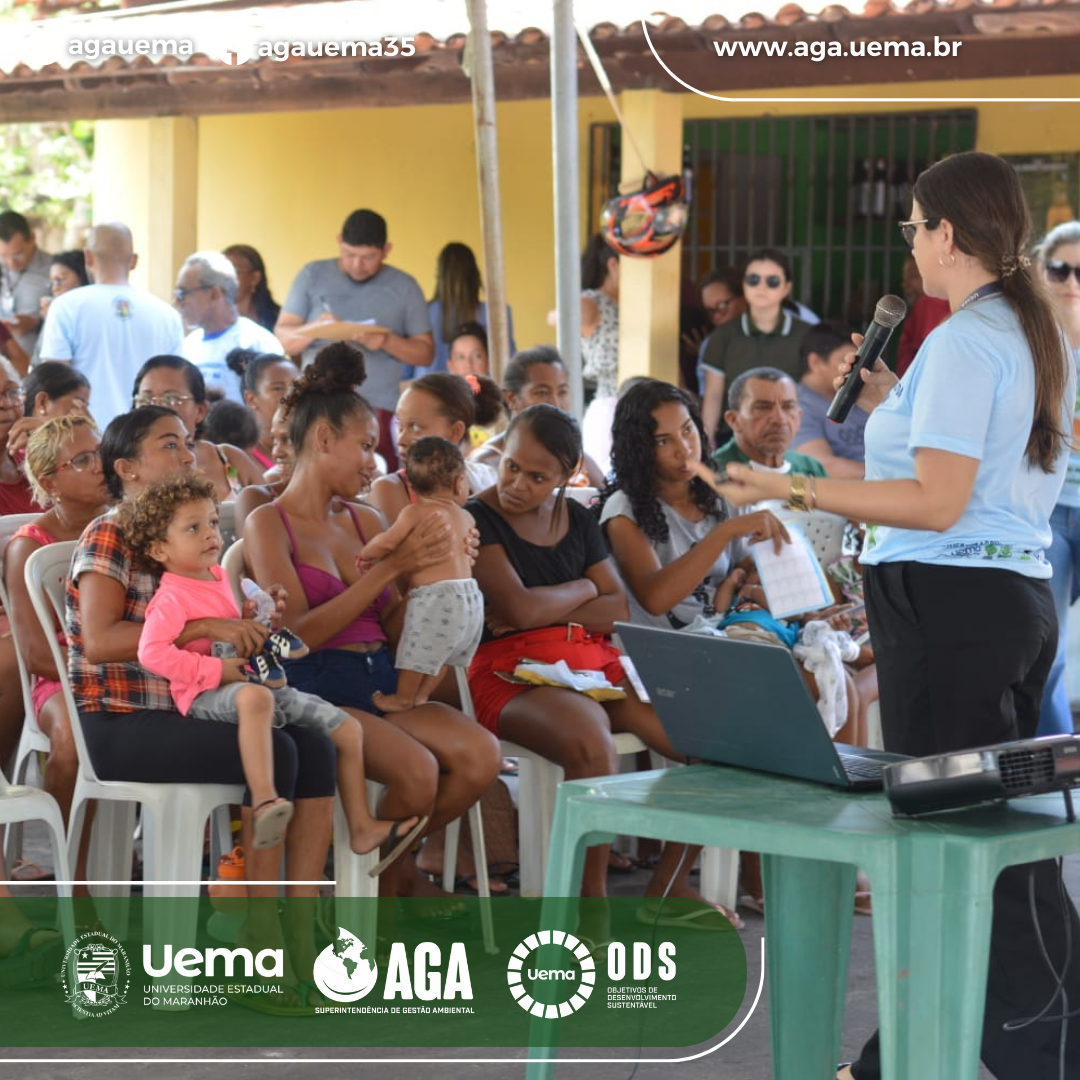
[1033,221,1080,740]
[65,405,336,1011]
[132,355,263,501]
[718,152,1080,1080]
[700,248,812,450]
[4,416,109,900]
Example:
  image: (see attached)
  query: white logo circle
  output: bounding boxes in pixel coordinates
[506,930,597,1018]
[312,926,379,1003]
[61,930,131,1018]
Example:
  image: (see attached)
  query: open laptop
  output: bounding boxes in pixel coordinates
[616,623,908,790]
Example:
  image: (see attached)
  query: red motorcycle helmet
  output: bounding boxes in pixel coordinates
[600,171,689,258]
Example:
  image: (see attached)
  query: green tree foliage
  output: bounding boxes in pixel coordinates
[0,121,94,245]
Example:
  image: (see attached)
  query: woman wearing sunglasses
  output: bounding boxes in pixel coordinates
[719,152,1080,1080]
[1034,221,1080,739]
[700,248,812,449]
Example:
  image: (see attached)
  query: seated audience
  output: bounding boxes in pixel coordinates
[228,348,299,472]
[233,403,293,535]
[472,346,605,487]
[5,415,110,901]
[468,402,741,937]
[66,405,336,1008]
[203,399,260,457]
[7,361,92,458]
[132,355,263,501]
[712,367,827,479]
[367,371,501,524]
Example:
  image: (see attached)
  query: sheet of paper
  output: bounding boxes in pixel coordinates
[751,523,834,620]
[294,319,389,341]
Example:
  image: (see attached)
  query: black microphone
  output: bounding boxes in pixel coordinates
[827,294,908,424]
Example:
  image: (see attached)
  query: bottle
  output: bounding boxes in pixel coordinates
[872,158,888,218]
[853,159,871,217]
[208,846,247,916]
[241,578,275,624]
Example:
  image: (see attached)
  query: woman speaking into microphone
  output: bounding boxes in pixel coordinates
[719,151,1080,1079]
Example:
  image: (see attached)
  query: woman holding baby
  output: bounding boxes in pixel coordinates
[243,345,500,910]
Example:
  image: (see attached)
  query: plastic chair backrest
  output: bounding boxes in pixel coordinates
[24,541,99,782]
[0,514,44,728]
[217,500,236,549]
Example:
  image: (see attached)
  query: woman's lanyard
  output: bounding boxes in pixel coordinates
[959,281,1003,310]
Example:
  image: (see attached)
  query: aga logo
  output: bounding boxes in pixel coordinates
[62,930,131,1018]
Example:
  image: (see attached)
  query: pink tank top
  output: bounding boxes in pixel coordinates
[273,501,389,650]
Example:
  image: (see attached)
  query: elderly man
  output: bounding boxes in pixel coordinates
[0,210,52,360]
[39,222,183,428]
[176,250,283,401]
[711,366,827,478]
[275,208,433,468]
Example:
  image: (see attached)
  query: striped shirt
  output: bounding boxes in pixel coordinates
[66,512,175,714]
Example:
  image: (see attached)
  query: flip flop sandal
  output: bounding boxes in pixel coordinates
[368,815,430,878]
[9,859,54,882]
[453,875,510,897]
[252,798,294,850]
[635,901,744,932]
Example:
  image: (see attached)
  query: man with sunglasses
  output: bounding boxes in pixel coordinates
[700,249,812,449]
[39,222,183,430]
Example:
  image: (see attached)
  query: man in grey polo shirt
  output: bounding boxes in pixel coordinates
[0,210,52,362]
[275,209,433,468]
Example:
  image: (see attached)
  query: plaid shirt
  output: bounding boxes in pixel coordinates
[66,512,176,714]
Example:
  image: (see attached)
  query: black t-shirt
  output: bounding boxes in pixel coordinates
[468,496,610,642]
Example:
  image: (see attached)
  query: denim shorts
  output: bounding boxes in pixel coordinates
[284,646,398,715]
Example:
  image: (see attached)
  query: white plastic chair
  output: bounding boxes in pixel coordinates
[0,513,52,870]
[0,764,76,949]
[25,542,244,1009]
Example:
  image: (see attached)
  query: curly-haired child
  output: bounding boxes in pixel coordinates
[121,474,427,866]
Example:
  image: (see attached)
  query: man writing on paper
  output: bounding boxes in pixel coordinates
[274,209,434,468]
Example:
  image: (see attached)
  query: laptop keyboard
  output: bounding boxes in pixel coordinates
[842,756,887,782]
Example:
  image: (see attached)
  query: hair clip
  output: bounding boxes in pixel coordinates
[464,374,481,395]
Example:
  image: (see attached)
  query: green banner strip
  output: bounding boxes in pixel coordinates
[2,895,747,1048]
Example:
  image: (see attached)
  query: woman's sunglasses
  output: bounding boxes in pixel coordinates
[1045,260,1080,285]
[744,273,784,289]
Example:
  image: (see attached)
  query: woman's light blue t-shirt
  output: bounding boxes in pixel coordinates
[861,295,1073,578]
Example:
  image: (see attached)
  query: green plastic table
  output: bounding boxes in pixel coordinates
[525,764,1080,1079]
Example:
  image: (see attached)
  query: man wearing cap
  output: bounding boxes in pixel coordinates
[176,250,283,402]
[275,209,433,468]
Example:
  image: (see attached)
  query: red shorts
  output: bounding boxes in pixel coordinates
[466,624,626,735]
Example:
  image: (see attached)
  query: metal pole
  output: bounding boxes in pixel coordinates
[551,0,584,419]
[465,0,510,382]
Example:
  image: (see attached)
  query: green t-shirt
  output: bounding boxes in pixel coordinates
[700,311,812,386]
[711,438,828,478]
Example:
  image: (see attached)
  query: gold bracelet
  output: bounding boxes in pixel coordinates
[807,475,818,512]
[788,473,809,512]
